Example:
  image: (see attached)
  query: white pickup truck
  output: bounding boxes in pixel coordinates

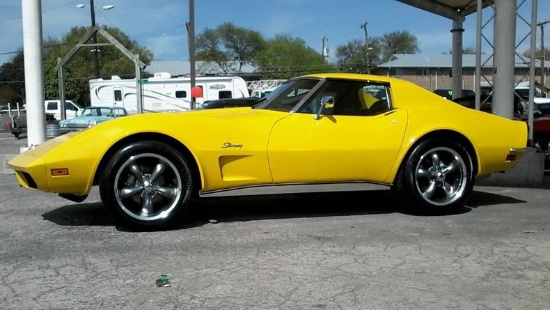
[44,99,83,120]
[1,99,83,139]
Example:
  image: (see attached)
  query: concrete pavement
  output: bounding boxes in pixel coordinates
[1,168,550,309]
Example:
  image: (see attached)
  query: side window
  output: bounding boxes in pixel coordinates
[175,90,187,98]
[219,90,232,99]
[297,80,391,116]
[297,80,357,115]
[64,101,76,111]
[360,83,391,116]
[114,90,122,101]
[47,102,56,111]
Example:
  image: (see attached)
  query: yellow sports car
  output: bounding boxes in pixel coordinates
[9,73,529,230]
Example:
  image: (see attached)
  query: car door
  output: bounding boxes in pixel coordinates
[267,79,408,184]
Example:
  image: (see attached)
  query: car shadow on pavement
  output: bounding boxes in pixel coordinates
[42,202,115,226]
[467,189,525,209]
[40,188,525,231]
[186,190,401,225]
[41,190,403,230]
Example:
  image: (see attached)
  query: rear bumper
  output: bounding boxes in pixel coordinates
[510,147,536,155]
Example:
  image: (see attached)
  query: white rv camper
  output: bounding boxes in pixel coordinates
[89,72,250,114]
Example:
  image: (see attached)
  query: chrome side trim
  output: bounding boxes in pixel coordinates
[510,147,536,154]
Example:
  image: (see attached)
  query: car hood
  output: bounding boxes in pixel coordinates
[9,107,288,192]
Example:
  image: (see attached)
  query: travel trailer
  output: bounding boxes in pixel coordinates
[89,72,250,114]
[247,79,286,98]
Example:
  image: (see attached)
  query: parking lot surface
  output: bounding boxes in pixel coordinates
[1,133,550,309]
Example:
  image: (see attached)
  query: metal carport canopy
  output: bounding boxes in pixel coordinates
[395,0,494,19]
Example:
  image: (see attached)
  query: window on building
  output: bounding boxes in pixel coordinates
[415,68,429,76]
[390,68,404,76]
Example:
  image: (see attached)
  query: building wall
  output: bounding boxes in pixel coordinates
[376,67,541,93]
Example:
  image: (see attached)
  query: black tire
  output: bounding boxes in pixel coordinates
[395,138,473,214]
[99,141,195,230]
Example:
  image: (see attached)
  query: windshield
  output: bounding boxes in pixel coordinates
[81,107,113,116]
[515,88,543,99]
[254,78,321,112]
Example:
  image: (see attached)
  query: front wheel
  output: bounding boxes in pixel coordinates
[395,138,474,214]
[99,141,195,230]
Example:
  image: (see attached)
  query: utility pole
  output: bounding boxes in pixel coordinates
[321,36,328,58]
[77,1,114,78]
[360,21,370,74]
[89,0,100,78]
[537,20,550,94]
[188,0,196,109]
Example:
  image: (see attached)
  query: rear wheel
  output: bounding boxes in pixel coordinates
[99,141,194,230]
[395,138,473,214]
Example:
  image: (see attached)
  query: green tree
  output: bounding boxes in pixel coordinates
[43,58,80,101]
[335,39,364,72]
[445,47,477,54]
[255,34,335,79]
[196,22,265,74]
[335,38,382,73]
[335,30,418,73]
[196,28,232,73]
[379,30,420,62]
[0,50,25,107]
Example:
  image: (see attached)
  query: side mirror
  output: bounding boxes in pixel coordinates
[315,96,335,120]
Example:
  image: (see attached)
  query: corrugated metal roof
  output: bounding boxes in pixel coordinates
[145,60,257,77]
[378,53,550,68]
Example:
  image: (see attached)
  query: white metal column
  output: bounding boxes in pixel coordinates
[21,0,46,148]
[492,0,517,119]
[451,17,464,100]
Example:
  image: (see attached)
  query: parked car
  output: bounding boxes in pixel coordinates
[59,106,128,133]
[8,73,528,230]
[434,89,475,100]
[451,93,536,117]
[196,97,263,110]
[536,102,550,117]
[514,84,550,105]
[451,94,493,113]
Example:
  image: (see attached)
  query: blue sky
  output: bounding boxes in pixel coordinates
[1,0,550,66]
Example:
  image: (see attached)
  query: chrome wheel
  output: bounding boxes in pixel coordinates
[414,146,468,206]
[100,141,194,230]
[396,138,473,214]
[114,153,183,221]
